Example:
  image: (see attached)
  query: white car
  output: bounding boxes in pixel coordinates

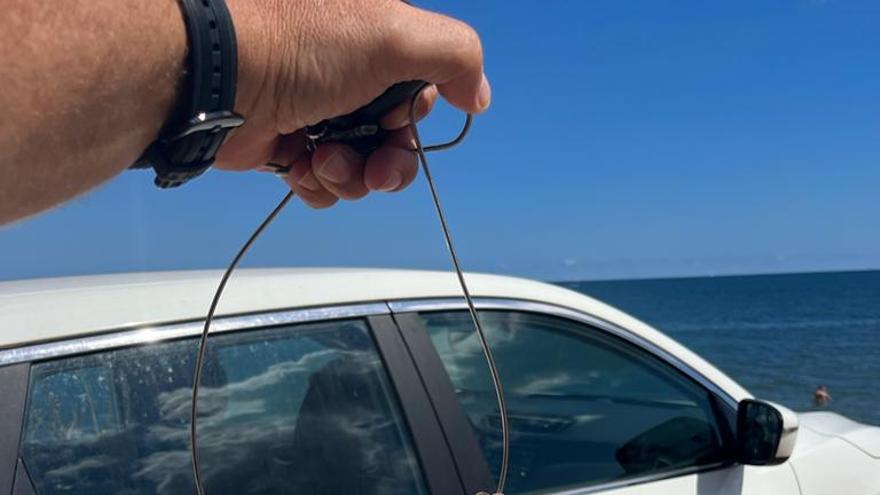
[0,269,877,495]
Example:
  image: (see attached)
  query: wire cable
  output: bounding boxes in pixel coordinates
[190,190,293,495]
[189,89,508,495]
[408,96,510,495]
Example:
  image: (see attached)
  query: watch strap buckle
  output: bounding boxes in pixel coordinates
[141,143,215,189]
[170,111,245,141]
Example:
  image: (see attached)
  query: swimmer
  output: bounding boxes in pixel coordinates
[813,385,832,407]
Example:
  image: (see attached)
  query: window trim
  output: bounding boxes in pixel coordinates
[389,298,741,494]
[0,297,740,414]
[388,298,739,412]
[0,363,29,495]
[366,314,464,495]
[12,459,37,495]
[0,302,390,367]
[391,312,495,495]
[0,298,742,413]
[528,462,732,495]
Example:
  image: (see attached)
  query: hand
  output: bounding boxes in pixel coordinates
[216,0,490,208]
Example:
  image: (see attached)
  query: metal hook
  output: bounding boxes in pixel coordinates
[190,86,496,495]
[265,107,472,177]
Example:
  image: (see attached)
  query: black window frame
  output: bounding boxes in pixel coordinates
[0,363,29,495]
[392,303,741,494]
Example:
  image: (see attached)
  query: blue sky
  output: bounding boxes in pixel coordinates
[2,0,879,281]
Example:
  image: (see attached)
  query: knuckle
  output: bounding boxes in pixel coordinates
[450,21,483,68]
[381,23,414,70]
[381,12,483,78]
[458,22,482,52]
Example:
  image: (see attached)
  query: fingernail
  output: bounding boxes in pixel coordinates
[297,171,321,191]
[392,101,424,129]
[477,73,491,111]
[415,93,431,119]
[317,151,351,183]
[378,170,403,192]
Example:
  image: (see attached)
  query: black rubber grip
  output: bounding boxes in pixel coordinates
[306,80,427,155]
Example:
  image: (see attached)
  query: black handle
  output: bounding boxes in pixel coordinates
[305,80,427,155]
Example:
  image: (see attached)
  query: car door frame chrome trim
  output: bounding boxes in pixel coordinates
[0,302,390,366]
[388,297,739,411]
[538,462,732,495]
[0,296,738,411]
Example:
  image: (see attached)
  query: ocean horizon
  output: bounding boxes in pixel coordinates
[559,269,880,425]
[556,267,880,284]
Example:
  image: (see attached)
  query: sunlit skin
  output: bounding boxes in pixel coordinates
[0,0,490,225]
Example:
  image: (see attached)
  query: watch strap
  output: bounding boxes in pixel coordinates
[132,0,244,188]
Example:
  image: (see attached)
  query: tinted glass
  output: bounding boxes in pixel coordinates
[22,319,427,495]
[422,310,729,493]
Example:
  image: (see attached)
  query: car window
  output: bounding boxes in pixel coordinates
[421,310,731,494]
[21,319,427,495]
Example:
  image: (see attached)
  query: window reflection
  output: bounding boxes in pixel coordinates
[22,319,427,495]
[422,310,730,493]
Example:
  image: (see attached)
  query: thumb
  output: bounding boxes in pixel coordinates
[384,3,490,114]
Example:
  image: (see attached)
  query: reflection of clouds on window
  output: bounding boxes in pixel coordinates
[513,372,575,395]
[44,455,115,480]
[423,310,729,493]
[153,347,339,424]
[22,319,427,495]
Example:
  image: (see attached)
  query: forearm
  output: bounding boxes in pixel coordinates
[0,0,488,222]
[0,0,186,225]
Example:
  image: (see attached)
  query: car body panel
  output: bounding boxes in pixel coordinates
[2,269,879,495]
[790,436,880,495]
[786,412,880,495]
[799,412,880,458]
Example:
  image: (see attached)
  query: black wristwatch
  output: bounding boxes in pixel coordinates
[130,0,244,189]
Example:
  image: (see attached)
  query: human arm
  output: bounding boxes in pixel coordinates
[0,0,489,224]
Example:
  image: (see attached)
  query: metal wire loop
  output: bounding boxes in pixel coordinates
[189,85,501,495]
[407,91,510,495]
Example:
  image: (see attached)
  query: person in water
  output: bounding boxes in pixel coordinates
[813,385,832,406]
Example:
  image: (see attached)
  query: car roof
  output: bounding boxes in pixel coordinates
[0,268,749,401]
[0,268,587,345]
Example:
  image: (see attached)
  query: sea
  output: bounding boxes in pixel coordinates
[560,270,880,426]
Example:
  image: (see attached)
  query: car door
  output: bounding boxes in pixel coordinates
[390,299,801,495]
[0,308,464,495]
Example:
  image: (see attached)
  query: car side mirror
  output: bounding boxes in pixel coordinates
[736,399,798,465]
